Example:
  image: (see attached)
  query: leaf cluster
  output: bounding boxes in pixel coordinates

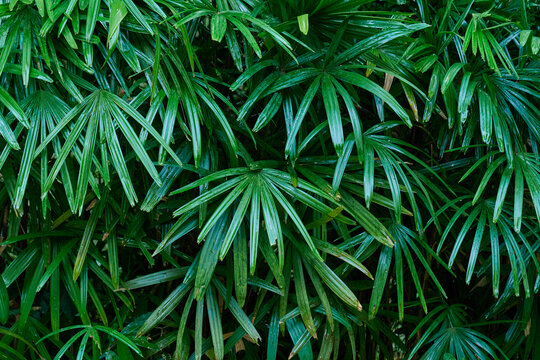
[0,0,539,359]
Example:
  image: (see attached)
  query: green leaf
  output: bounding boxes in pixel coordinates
[21,23,31,87]
[0,87,27,125]
[315,240,373,279]
[478,89,493,143]
[233,230,248,307]
[253,93,283,132]
[493,166,513,222]
[249,177,261,275]
[285,75,322,158]
[137,282,192,337]
[297,14,309,35]
[213,279,261,343]
[211,14,227,42]
[0,113,20,151]
[441,63,464,94]
[73,191,108,280]
[267,308,279,360]
[322,74,344,156]
[123,0,154,34]
[296,241,361,311]
[264,178,321,261]
[334,70,411,127]
[293,254,317,339]
[368,246,392,318]
[107,0,128,50]
[0,277,9,324]
[226,16,262,58]
[195,215,229,300]
[206,286,224,360]
[330,23,430,66]
[95,325,143,356]
[86,0,101,41]
[219,182,253,259]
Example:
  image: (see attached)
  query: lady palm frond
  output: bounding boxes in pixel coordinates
[0,0,539,359]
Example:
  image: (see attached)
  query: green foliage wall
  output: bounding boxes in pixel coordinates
[0,0,539,359]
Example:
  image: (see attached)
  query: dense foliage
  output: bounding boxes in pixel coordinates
[0,0,539,358]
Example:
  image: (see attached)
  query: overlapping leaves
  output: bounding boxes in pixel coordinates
[0,0,539,359]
